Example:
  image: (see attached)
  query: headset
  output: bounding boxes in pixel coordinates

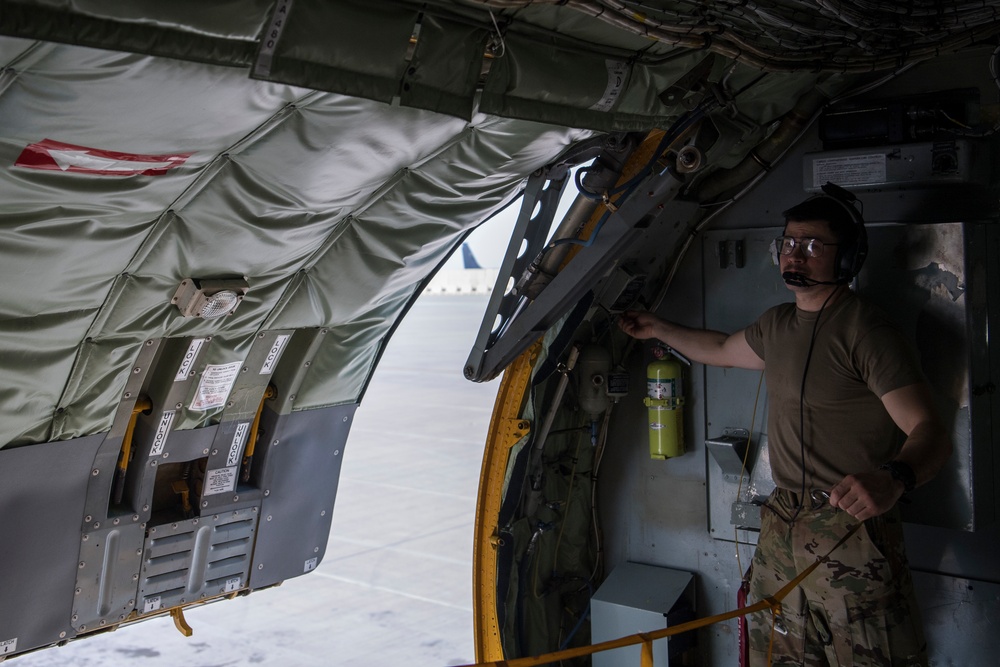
[797,182,868,284]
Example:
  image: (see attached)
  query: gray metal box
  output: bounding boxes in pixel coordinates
[591,562,694,667]
[802,141,988,191]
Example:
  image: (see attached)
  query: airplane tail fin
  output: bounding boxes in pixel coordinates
[462,243,482,269]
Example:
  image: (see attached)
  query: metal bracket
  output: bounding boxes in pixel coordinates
[464,163,686,382]
[706,428,752,482]
[464,169,570,382]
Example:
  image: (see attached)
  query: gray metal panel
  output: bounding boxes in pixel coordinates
[72,523,145,633]
[267,328,330,417]
[860,223,979,530]
[913,571,1000,663]
[903,522,1000,584]
[250,403,355,588]
[702,228,787,543]
[591,562,693,667]
[802,141,990,191]
[592,605,670,667]
[0,434,103,655]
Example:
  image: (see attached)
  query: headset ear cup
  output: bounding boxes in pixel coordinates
[817,183,866,282]
[835,214,867,281]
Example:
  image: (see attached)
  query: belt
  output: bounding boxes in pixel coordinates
[772,487,832,510]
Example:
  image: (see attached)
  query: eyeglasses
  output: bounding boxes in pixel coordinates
[773,236,838,258]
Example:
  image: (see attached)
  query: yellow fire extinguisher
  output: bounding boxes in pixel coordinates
[644,344,685,459]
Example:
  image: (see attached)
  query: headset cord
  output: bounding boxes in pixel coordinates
[790,284,844,524]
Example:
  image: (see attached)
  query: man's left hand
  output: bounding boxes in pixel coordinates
[828,470,904,521]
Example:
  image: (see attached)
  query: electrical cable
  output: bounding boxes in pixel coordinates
[573,166,606,201]
[789,284,843,524]
[546,207,614,250]
[487,9,507,57]
[589,404,612,585]
[473,0,1000,72]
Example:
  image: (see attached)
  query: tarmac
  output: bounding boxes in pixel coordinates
[16,295,498,667]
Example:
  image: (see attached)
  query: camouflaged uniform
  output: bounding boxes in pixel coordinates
[744,293,928,666]
[747,489,926,666]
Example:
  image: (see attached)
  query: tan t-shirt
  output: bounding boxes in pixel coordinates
[744,291,925,491]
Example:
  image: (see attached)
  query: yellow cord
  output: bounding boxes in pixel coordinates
[734,369,766,576]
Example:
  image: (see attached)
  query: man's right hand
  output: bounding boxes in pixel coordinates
[617,310,664,340]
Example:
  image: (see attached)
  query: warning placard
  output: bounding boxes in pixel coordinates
[204,466,238,496]
[811,153,886,188]
[191,361,243,411]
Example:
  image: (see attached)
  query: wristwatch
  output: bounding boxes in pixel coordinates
[879,460,916,494]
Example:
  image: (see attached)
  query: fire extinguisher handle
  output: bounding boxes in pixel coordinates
[653,342,691,366]
[666,347,691,366]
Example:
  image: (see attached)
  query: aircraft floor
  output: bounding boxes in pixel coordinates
[15,295,496,667]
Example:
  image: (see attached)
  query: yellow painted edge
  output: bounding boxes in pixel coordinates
[472,340,540,663]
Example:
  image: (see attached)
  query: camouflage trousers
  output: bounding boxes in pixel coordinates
[747,488,927,666]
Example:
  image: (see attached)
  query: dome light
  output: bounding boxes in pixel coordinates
[171,277,249,319]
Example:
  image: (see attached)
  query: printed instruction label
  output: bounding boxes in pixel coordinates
[174,337,206,381]
[149,410,176,457]
[304,557,318,573]
[224,576,242,593]
[143,596,162,613]
[1,638,17,655]
[590,59,629,112]
[204,466,238,496]
[260,334,290,375]
[191,361,243,411]
[227,422,250,467]
[648,379,677,399]
[811,153,885,188]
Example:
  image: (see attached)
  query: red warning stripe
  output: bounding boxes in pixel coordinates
[15,138,191,176]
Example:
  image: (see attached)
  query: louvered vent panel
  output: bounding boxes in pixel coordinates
[138,509,257,615]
